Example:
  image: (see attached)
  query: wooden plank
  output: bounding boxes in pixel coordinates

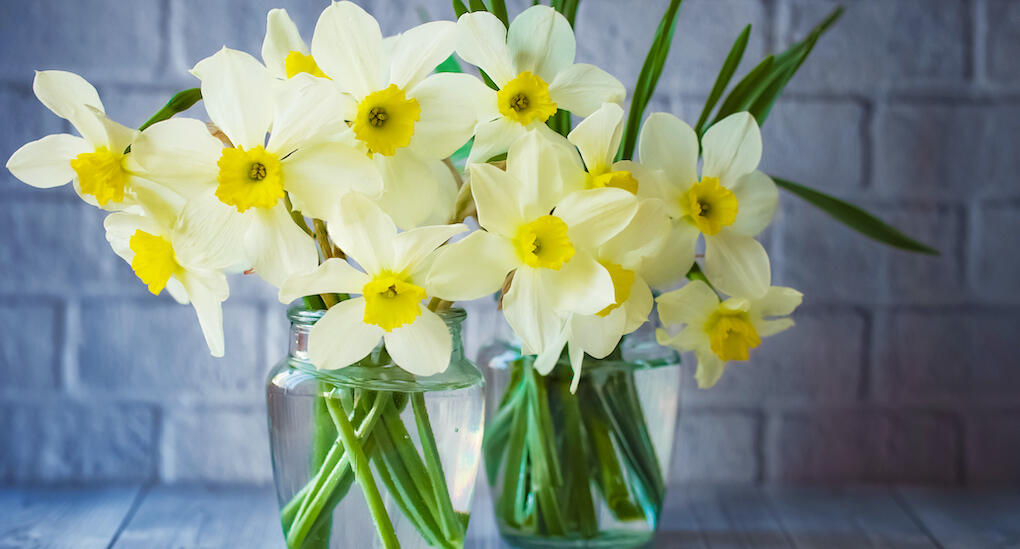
[112,485,283,549]
[0,485,142,549]
[765,486,937,549]
[898,487,1020,549]
[658,485,794,549]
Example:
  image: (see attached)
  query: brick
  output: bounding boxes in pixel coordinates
[685,308,866,403]
[0,197,115,294]
[874,103,1020,198]
[162,407,272,483]
[0,0,164,82]
[976,201,1020,299]
[986,1,1020,85]
[0,300,62,394]
[77,300,263,400]
[576,0,767,97]
[875,310,1020,401]
[0,402,156,483]
[760,99,866,193]
[778,196,888,303]
[968,413,1020,484]
[881,203,964,303]
[0,85,66,194]
[781,0,968,93]
[672,410,759,483]
[770,410,960,482]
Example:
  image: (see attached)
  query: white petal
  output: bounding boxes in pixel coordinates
[392,223,468,276]
[534,329,568,375]
[554,187,638,251]
[703,230,771,298]
[656,279,718,329]
[282,142,382,220]
[570,310,626,359]
[426,230,518,301]
[388,20,457,90]
[455,11,515,86]
[567,338,584,393]
[701,111,762,187]
[503,267,568,356]
[755,317,795,338]
[131,118,222,197]
[328,191,397,274]
[178,269,230,357]
[467,116,523,163]
[103,212,163,263]
[408,73,490,159]
[640,221,699,289]
[753,286,803,318]
[694,349,726,389]
[507,5,575,83]
[548,63,625,117]
[568,102,625,173]
[372,149,440,230]
[417,160,459,226]
[730,170,778,236]
[6,134,89,189]
[33,71,106,146]
[262,8,308,79]
[468,162,526,236]
[545,250,615,316]
[309,298,384,369]
[599,198,671,268]
[173,189,251,270]
[507,128,587,218]
[245,202,319,288]
[278,257,369,303]
[384,309,452,376]
[191,48,274,149]
[310,0,384,98]
[267,74,357,154]
[638,112,698,190]
[622,275,654,333]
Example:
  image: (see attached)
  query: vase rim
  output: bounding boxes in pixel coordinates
[287,305,467,326]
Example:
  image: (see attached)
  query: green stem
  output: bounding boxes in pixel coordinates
[556,379,598,538]
[326,394,399,549]
[410,392,463,541]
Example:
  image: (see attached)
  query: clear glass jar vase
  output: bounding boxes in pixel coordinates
[480,330,681,548]
[267,306,485,549]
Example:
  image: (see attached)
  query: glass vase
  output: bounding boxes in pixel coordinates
[480,330,681,548]
[267,307,485,549]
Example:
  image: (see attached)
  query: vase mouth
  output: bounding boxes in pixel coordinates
[287,304,467,327]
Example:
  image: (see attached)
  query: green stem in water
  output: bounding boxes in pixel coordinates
[410,392,463,541]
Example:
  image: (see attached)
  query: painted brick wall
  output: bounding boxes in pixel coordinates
[1,0,1017,486]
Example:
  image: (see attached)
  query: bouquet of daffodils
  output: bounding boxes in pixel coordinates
[7,1,935,547]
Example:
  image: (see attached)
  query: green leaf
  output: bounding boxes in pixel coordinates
[435,54,463,73]
[773,176,939,255]
[706,54,774,131]
[552,0,580,27]
[547,109,572,136]
[490,0,509,26]
[468,0,487,12]
[452,0,468,17]
[695,24,750,136]
[137,88,201,131]
[617,0,683,161]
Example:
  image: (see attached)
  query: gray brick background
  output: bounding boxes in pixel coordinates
[0,0,1017,487]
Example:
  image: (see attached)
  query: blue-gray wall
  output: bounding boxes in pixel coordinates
[1,0,1018,485]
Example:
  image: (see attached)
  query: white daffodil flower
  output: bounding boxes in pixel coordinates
[638,111,779,298]
[656,279,802,388]
[278,192,468,376]
[6,70,160,210]
[131,47,378,287]
[309,1,488,228]
[456,5,625,163]
[262,8,327,80]
[104,186,230,357]
[427,130,638,372]
[568,102,666,195]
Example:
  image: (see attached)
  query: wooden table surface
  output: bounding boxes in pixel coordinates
[2,483,1018,548]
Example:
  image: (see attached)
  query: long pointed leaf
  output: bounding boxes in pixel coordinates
[773,176,939,255]
[452,0,468,17]
[695,24,750,136]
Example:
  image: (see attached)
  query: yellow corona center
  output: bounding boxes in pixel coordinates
[362,272,428,332]
[284,50,327,79]
[705,308,761,362]
[685,176,738,235]
[128,230,180,295]
[215,145,284,212]
[588,168,639,194]
[513,215,575,270]
[497,71,557,126]
[70,146,129,206]
[596,262,635,317]
[352,84,421,156]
